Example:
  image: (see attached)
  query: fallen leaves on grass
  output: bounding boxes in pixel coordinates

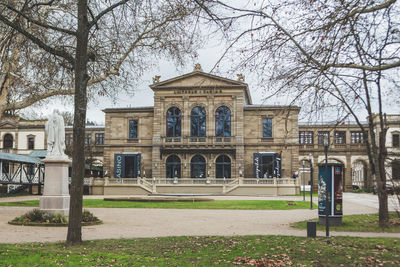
[233,254,294,266]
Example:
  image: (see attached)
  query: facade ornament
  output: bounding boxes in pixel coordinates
[45,109,66,158]
[194,63,202,71]
[237,74,245,81]
[152,75,161,84]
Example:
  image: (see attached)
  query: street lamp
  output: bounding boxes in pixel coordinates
[309,153,313,210]
[323,135,330,237]
[302,160,305,201]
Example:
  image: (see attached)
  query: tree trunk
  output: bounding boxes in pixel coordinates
[66,0,90,245]
[377,128,389,228]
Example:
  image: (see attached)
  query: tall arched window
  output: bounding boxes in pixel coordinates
[3,134,13,149]
[166,107,181,137]
[166,155,181,178]
[215,106,231,136]
[191,106,206,137]
[191,155,206,178]
[216,155,231,178]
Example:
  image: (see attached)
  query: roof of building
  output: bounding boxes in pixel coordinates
[244,104,300,110]
[0,152,42,164]
[149,70,253,105]
[103,106,154,113]
[65,125,105,130]
[29,150,47,159]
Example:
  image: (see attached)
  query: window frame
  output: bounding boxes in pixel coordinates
[128,119,138,139]
[84,134,92,145]
[95,133,104,145]
[215,155,231,178]
[166,155,181,178]
[299,131,313,145]
[393,134,399,148]
[350,131,365,144]
[334,131,346,144]
[166,107,182,137]
[190,106,206,137]
[65,133,73,146]
[3,134,13,149]
[392,160,400,180]
[27,136,35,150]
[190,154,206,178]
[318,131,330,145]
[215,106,231,137]
[262,118,273,138]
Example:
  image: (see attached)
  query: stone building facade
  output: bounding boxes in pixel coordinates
[103,69,300,182]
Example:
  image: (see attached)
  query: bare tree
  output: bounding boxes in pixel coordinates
[197,0,400,228]
[0,0,201,117]
[0,0,201,244]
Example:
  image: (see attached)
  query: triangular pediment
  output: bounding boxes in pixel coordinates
[0,120,18,128]
[150,71,246,89]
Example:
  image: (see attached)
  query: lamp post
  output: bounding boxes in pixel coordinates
[309,153,313,210]
[302,160,305,201]
[324,136,330,237]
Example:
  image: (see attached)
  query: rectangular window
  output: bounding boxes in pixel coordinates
[27,137,35,150]
[262,118,272,138]
[299,131,313,144]
[393,134,399,148]
[65,133,73,146]
[85,134,91,145]
[392,161,400,180]
[334,131,346,144]
[95,133,104,145]
[351,131,365,144]
[318,131,330,145]
[129,120,138,139]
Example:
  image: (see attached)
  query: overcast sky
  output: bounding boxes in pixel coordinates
[33,39,270,125]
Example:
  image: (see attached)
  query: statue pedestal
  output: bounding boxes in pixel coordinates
[39,157,71,215]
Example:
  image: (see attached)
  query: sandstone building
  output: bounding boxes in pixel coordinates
[103,69,299,183]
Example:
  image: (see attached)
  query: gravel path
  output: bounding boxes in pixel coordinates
[0,193,399,244]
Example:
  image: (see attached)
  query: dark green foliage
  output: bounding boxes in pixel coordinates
[12,209,68,224]
[82,210,99,222]
[25,209,46,222]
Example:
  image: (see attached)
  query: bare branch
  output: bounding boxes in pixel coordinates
[0,3,77,36]
[0,13,75,65]
[89,0,129,28]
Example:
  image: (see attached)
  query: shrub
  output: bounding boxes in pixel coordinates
[51,213,68,224]
[82,210,99,222]
[26,209,46,222]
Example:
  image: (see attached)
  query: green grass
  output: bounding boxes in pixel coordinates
[291,212,400,232]
[0,199,317,210]
[291,191,318,197]
[0,235,399,266]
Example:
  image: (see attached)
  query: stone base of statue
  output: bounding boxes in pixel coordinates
[39,156,71,215]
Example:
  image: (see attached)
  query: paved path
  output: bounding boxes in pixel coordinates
[0,193,399,244]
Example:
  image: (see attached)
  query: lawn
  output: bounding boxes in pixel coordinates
[291,213,400,233]
[0,235,399,266]
[0,199,317,210]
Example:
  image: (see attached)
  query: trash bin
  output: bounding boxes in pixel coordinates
[307,221,316,237]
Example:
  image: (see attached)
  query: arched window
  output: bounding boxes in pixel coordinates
[191,155,206,178]
[216,155,231,178]
[166,155,181,178]
[3,134,13,149]
[215,106,231,136]
[191,106,206,137]
[166,107,181,137]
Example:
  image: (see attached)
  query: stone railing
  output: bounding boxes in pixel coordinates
[100,177,297,186]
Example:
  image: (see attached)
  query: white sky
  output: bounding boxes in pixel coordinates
[35,41,269,125]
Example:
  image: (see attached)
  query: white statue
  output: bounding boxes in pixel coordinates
[46,110,66,158]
